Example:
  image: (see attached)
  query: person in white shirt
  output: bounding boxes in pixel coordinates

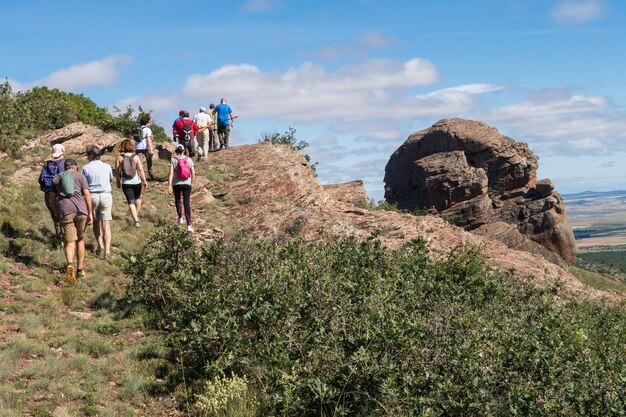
[81,145,114,260]
[135,114,155,179]
[193,107,211,161]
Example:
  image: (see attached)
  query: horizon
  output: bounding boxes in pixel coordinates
[4,0,626,200]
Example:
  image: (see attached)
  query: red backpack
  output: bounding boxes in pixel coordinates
[174,156,191,179]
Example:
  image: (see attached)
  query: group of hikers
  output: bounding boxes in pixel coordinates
[37,99,235,284]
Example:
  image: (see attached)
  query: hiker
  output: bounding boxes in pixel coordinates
[213,98,234,149]
[81,145,113,260]
[171,109,185,144]
[135,114,155,180]
[193,106,211,160]
[208,103,218,151]
[173,110,199,157]
[168,143,195,232]
[115,139,148,228]
[38,143,65,240]
[49,159,93,284]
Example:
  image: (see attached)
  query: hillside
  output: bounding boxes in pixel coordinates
[0,122,624,415]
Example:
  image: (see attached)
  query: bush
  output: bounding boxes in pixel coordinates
[259,127,318,174]
[127,226,626,416]
[0,80,168,155]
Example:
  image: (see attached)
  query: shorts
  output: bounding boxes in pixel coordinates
[91,192,113,221]
[122,183,143,205]
[60,213,88,244]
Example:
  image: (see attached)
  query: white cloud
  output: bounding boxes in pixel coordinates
[359,30,395,48]
[551,0,605,25]
[22,55,131,92]
[182,58,440,122]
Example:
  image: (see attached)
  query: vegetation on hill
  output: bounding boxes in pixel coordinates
[0,80,167,156]
[128,226,626,417]
[259,127,318,173]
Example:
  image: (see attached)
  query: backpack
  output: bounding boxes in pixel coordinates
[181,119,193,142]
[57,171,75,198]
[174,156,191,180]
[121,154,137,179]
[39,160,63,192]
[133,125,144,143]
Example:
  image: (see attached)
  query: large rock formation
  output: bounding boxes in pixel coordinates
[384,118,576,266]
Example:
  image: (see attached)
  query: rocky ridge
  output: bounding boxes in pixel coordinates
[5,122,617,301]
[384,118,577,268]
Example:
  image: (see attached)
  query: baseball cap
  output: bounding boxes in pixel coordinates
[200,106,206,112]
[51,144,65,158]
[179,109,186,116]
[176,143,185,150]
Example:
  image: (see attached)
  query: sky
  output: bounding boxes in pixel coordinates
[3,0,626,200]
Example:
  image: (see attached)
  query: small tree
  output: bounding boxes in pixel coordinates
[259,127,318,174]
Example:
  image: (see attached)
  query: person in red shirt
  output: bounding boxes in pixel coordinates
[172,110,199,157]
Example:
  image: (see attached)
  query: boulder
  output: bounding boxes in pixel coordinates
[384,118,577,265]
[322,180,368,206]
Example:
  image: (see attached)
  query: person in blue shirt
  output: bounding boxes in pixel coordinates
[212,98,235,149]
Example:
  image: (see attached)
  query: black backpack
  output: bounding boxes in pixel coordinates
[39,160,64,192]
[181,119,193,142]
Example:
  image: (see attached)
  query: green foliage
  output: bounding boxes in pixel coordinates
[0,80,168,155]
[577,250,626,283]
[127,226,626,416]
[259,127,318,174]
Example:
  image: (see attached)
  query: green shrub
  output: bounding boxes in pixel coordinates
[127,226,626,416]
[259,127,318,174]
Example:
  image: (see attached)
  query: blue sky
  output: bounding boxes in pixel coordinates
[3,0,626,199]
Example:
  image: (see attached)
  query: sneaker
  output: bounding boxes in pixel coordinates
[135,220,141,228]
[66,265,76,285]
[104,253,112,261]
[187,225,194,233]
[77,269,86,279]
[178,217,184,225]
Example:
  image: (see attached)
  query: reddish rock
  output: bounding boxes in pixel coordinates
[322,180,368,206]
[384,118,576,265]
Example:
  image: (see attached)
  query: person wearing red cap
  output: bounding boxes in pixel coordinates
[38,143,66,241]
[172,110,199,157]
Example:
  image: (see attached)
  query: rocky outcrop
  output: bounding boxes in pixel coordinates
[39,122,122,155]
[322,180,368,206]
[384,118,576,265]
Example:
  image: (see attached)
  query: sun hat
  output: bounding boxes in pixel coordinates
[51,144,65,158]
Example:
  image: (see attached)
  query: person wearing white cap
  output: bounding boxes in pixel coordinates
[38,143,66,240]
[193,106,211,161]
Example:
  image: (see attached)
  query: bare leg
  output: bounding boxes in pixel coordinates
[135,199,142,217]
[93,221,104,254]
[65,241,76,266]
[102,220,112,256]
[76,238,85,271]
[129,204,139,222]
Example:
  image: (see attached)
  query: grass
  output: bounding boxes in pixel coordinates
[570,265,626,294]
[0,150,210,415]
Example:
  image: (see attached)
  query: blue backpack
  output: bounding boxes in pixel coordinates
[39,160,64,192]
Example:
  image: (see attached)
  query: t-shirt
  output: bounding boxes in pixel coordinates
[135,126,152,151]
[170,156,194,186]
[81,160,113,193]
[173,118,199,141]
[52,171,89,218]
[214,104,232,127]
[193,112,211,129]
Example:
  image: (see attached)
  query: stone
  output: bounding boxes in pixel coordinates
[384,118,577,265]
[322,180,368,206]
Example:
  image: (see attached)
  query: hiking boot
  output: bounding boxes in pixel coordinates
[187,225,194,233]
[77,269,86,279]
[135,220,141,228]
[178,217,184,225]
[66,265,76,285]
